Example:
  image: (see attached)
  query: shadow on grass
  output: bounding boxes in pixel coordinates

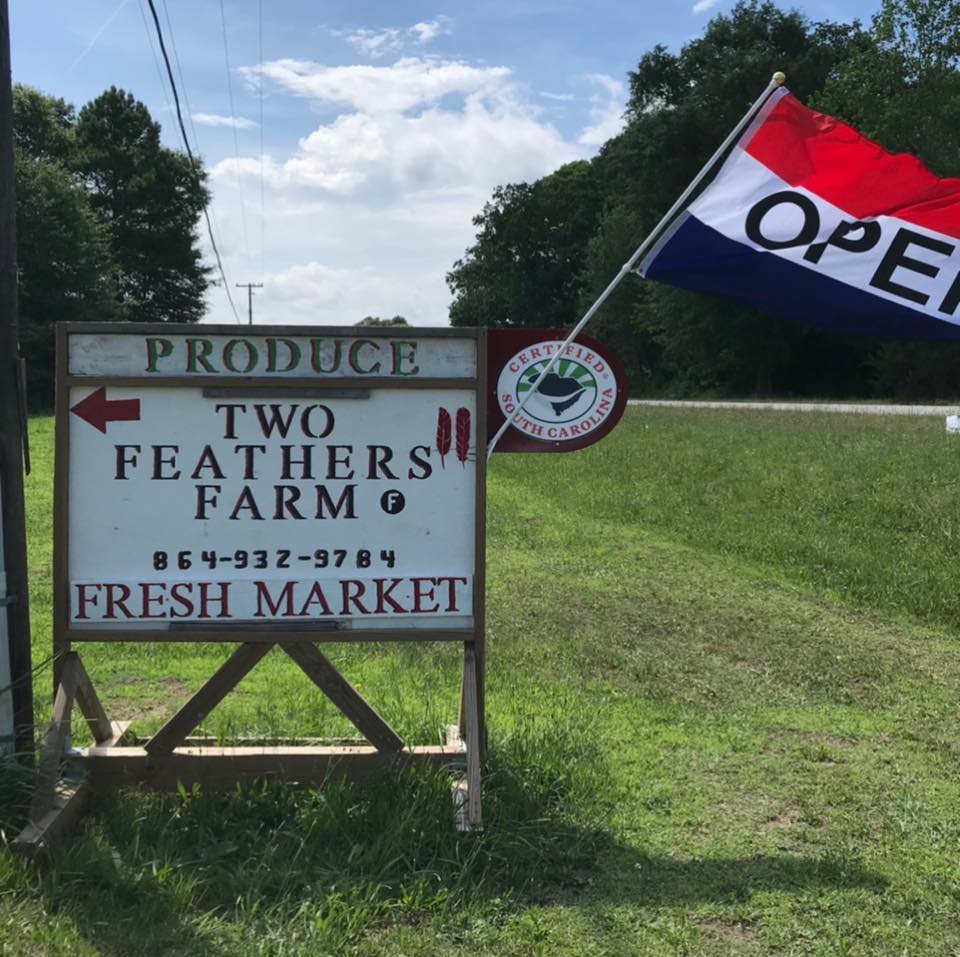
[581,847,887,908]
[1,723,887,957]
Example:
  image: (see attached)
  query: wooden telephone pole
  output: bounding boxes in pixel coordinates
[0,0,34,756]
[235,282,263,325]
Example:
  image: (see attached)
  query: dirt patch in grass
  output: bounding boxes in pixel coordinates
[699,919,757,943]
[762,808,800,830]
[108,677,194,722]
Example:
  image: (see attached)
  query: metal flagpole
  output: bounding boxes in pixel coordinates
[486,72,787,460]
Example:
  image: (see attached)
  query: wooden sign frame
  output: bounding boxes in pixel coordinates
[18,323,487,856]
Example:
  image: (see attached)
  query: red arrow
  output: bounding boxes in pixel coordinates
[70,387,141,434]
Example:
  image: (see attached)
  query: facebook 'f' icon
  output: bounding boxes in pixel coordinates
[380,490,405,515]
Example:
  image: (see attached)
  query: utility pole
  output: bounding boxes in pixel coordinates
[235,282,263,325]
[0,0,34,756]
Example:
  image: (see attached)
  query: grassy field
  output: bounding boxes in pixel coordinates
[4,407,960,955]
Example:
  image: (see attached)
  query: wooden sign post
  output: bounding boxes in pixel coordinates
[17,323,486,854]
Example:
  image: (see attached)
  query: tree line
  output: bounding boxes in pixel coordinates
[447,0,960,399]
[13,85,209,405]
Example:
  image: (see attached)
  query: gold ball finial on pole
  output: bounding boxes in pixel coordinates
[772,71,786,86]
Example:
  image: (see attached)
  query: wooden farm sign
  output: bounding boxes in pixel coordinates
[64,330,481,637]
[17,324,488,855]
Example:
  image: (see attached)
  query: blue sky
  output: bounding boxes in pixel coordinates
[11,0,880,326]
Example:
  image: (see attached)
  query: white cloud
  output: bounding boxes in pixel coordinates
[218,261,447,326]
[240,57,510,114]
[214,89,578,199]
[692,0,721,13]
[205,54,615,326]
[329,17,452,59]
[339,27,405,58]
[577,73,626,146]
[193,112,257,129]
[409,18,451,44]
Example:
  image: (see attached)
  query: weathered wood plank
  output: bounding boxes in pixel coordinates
[72,655,112,743]
[82,744,462,792]
[12,779,89,861]
[461,645,483,829]
[66,627,475,644]
[445,723,471,832]
[144,643,273,755]
[282,643,404,752]
[29,654,79,820]
[86,720,133,752]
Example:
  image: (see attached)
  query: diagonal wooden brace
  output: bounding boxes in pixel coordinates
[144,643,273,755]
[282,643,405,752]
[73,654,114,744]
[29,653,79,820]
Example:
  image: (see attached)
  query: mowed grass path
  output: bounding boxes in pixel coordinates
[3,408,960,955]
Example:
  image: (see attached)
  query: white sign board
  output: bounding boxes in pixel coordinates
[59,326,483,640]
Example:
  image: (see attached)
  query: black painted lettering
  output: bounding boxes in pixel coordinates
[804,219,882,264]
[300,404,334,439]
[234,444,266,479]
[744,190,820,250]
[274,485,304,520]
[254,404,298,438]
[870,227,955,306]
[151,444,181,480]
[228,486,264,520]
[407,445,433,480]
[190,445,225,480]
[316,484,357,519]
[366,445,398,480]
[114,444,141,480]
[327,445,355,480]
[215,403,246,439]
[281,444,314,480]
[195,484,221,519]
[939,269,960,316]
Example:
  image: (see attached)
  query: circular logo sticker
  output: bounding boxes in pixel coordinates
[496,340,619,443]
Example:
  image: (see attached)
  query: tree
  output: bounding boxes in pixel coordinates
[813,1,960,174]
[448,161,602,329]
[596,1,872,395]
[15,157,116,406]
[355,315,409,326]
[13,87,116,406]
[73,87,210,323]
[813,0,960,397]
[12,85,74,163]
[447,2,878,396]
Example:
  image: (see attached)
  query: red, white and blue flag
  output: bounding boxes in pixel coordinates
[639,87,960,340]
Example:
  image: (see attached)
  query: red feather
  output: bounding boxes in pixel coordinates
[436,408,451,468]
[455,407,471,466]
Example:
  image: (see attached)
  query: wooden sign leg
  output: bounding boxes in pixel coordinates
[461,644,483,829]
[29,653,79,820]
[13,652,130,860]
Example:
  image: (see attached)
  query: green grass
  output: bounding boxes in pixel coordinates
[5,407,960,955]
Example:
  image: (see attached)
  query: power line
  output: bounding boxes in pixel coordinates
[258,0,265,282]
[160,0,201,152]
[157,0,233,308]
[136,0,175,117]
[143,0,241,322]
[218,0,250,257]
